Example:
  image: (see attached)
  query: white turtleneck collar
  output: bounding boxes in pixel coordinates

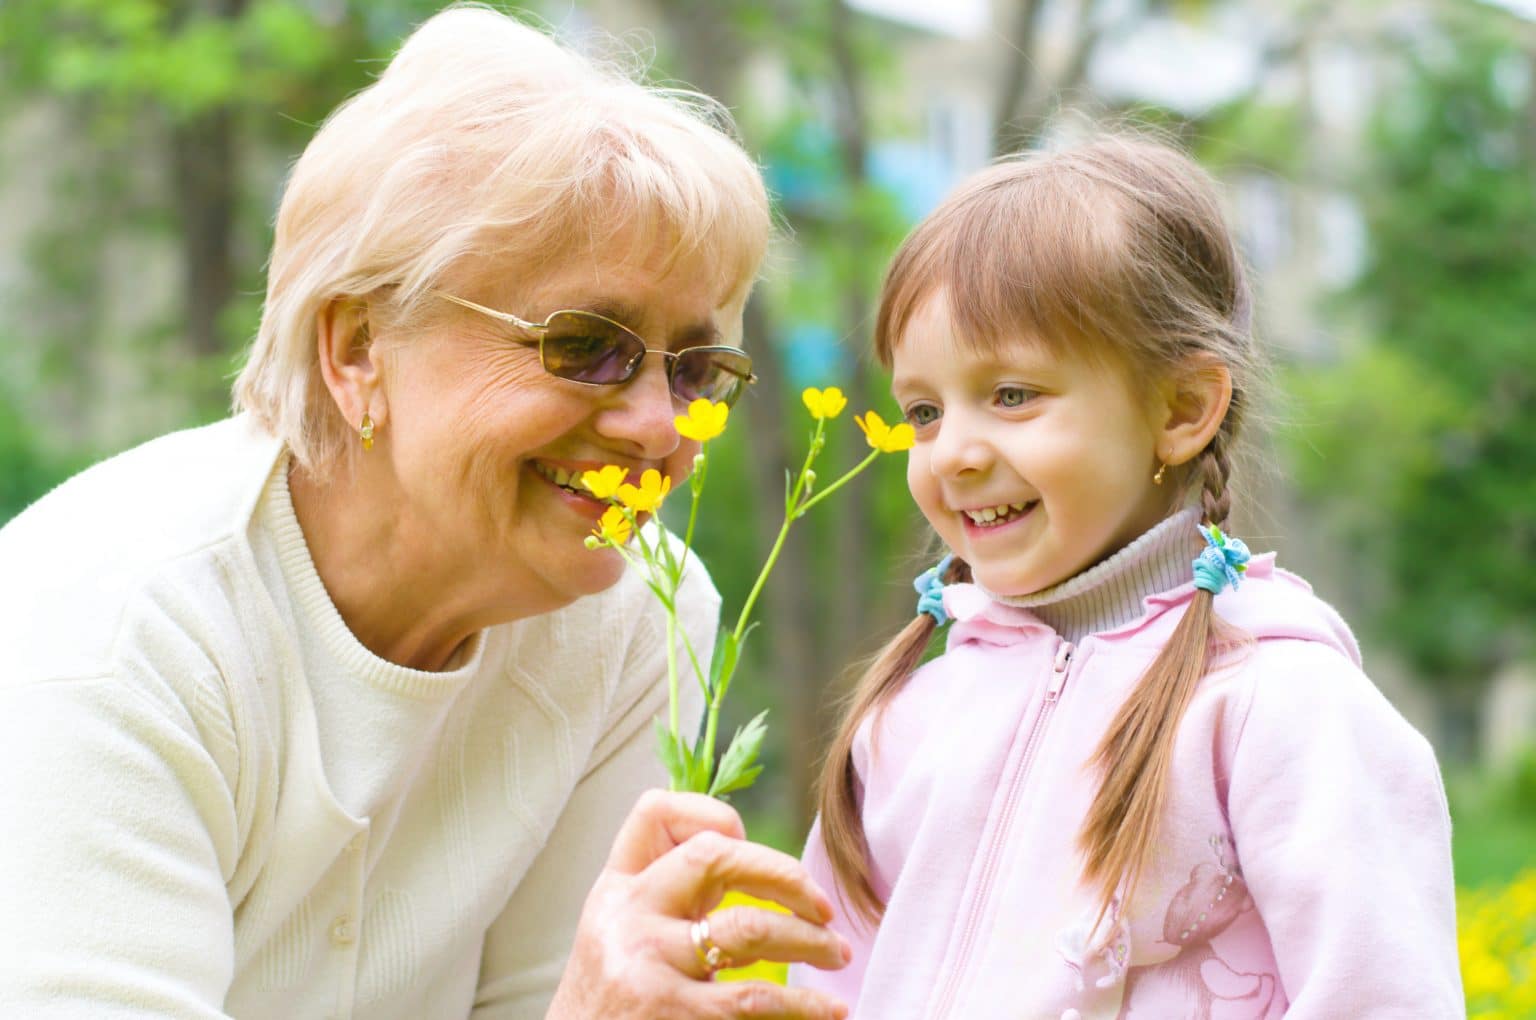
[976,508,1202,644]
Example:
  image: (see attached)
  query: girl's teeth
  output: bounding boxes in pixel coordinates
[965,502,1032,525]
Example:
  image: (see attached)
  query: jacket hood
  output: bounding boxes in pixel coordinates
[942,553,1362,666]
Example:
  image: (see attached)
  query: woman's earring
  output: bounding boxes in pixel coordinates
[360,413,375,452]
[1153,460,1167,485]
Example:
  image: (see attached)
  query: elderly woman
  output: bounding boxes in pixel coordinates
[0,8,850,1019]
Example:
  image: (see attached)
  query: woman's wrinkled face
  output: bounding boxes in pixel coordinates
[375,239,745,613]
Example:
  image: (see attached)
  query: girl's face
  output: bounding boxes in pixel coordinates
[892,293,1173,597]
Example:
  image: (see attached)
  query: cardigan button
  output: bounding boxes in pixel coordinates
[330,915,357,947]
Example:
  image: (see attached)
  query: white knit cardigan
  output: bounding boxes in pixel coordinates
[0,415,715,1019]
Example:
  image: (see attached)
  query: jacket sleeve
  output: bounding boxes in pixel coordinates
[1224,640,1464,1018]
[0,674,239,1018]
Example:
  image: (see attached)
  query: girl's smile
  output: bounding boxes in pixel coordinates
[958,499,1037,529]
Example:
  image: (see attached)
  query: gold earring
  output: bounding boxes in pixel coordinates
[1153,460,1167,485]
[360,413,375,452]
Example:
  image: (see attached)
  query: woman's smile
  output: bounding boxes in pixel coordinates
[528,459,618,517]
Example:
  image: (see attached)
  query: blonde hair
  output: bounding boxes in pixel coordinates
[234,4,770,471]
[818,133,1264,927]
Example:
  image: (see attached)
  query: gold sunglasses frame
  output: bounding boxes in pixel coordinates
[434,291,757,398]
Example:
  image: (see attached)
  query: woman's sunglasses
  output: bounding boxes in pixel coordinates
[435,292,756,407]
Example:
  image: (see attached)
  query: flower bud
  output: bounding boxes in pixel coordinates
[693,453,707,473]
[804,469,817,490]
[583,536,602,550]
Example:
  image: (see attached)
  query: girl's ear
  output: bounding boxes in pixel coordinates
[316,297,386,430]
[1155,357,1232,467]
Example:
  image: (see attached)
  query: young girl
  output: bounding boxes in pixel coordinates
[789,136,1463,1018]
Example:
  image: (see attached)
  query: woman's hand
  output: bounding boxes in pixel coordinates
[547,790,852,1019]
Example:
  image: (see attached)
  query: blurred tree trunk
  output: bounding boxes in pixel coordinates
[169,0,249,375]
[171,108,237,362]
[991,0,1113,156]
[820,0,879,830]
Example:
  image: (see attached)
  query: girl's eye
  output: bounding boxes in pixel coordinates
[996,386,1035,408]
[904,403,941,427]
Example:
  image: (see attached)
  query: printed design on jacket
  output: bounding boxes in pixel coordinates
[1116,835,1283,1019]
[1055,894,1132,997]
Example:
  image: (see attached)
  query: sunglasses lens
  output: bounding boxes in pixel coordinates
[672,348,754,406]
[541,313,644,384]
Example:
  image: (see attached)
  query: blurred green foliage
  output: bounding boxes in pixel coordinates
[0,0,445,439]
[1285,19,1536,694]
[0,0,390,121]
[0,378,77,522]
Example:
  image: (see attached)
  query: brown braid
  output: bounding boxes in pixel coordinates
[1197,429,1234,526]
[816,554,971,926]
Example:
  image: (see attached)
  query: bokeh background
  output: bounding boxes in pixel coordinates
[2,0,1533,1010]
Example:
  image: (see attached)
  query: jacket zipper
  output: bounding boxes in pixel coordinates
[930,640,1075,1020]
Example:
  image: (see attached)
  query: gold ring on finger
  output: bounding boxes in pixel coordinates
[689,917,733,978]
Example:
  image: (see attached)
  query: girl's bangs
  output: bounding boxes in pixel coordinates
[876,165,1136,366]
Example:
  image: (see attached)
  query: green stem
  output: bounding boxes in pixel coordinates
[677,621,707,698]
[625,511,675,609]
[732,512,793,649]
[733,421,836,648]
[701,691,721,789]
[604,536,649,579]
[679,449,706,578]
[785,420,825,514]
[665,611,680,788]
[655,509,681,584]
[795,449,881,517]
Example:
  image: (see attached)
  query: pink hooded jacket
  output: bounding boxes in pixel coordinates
[791,555,1463,1019]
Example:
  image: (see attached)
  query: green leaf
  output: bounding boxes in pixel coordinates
[684,736,714,793]
[708,710,769,797]
[653,718,688,791]
[707,627,740,698]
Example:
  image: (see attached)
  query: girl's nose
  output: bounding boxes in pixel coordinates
[592,354,681,460]
[927,414,991,478]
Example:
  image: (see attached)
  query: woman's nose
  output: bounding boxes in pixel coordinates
[592,354,681,459]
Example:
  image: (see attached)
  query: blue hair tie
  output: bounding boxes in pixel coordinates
[1192,524,1250,595]
[913,554,954,625]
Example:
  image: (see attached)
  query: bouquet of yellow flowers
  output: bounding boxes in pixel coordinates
[582,387,914,797]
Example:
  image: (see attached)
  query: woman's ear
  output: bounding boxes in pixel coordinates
[1155,357,1233,467]
[316,297,385,429]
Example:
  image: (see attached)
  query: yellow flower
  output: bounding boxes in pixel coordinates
[855,410,916,453]
[802,387,847,420]
[617,468,672,514]
[592,505,632,545]
[713,890,790,985]
[581,465,629,501]
[674,398,730,442]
